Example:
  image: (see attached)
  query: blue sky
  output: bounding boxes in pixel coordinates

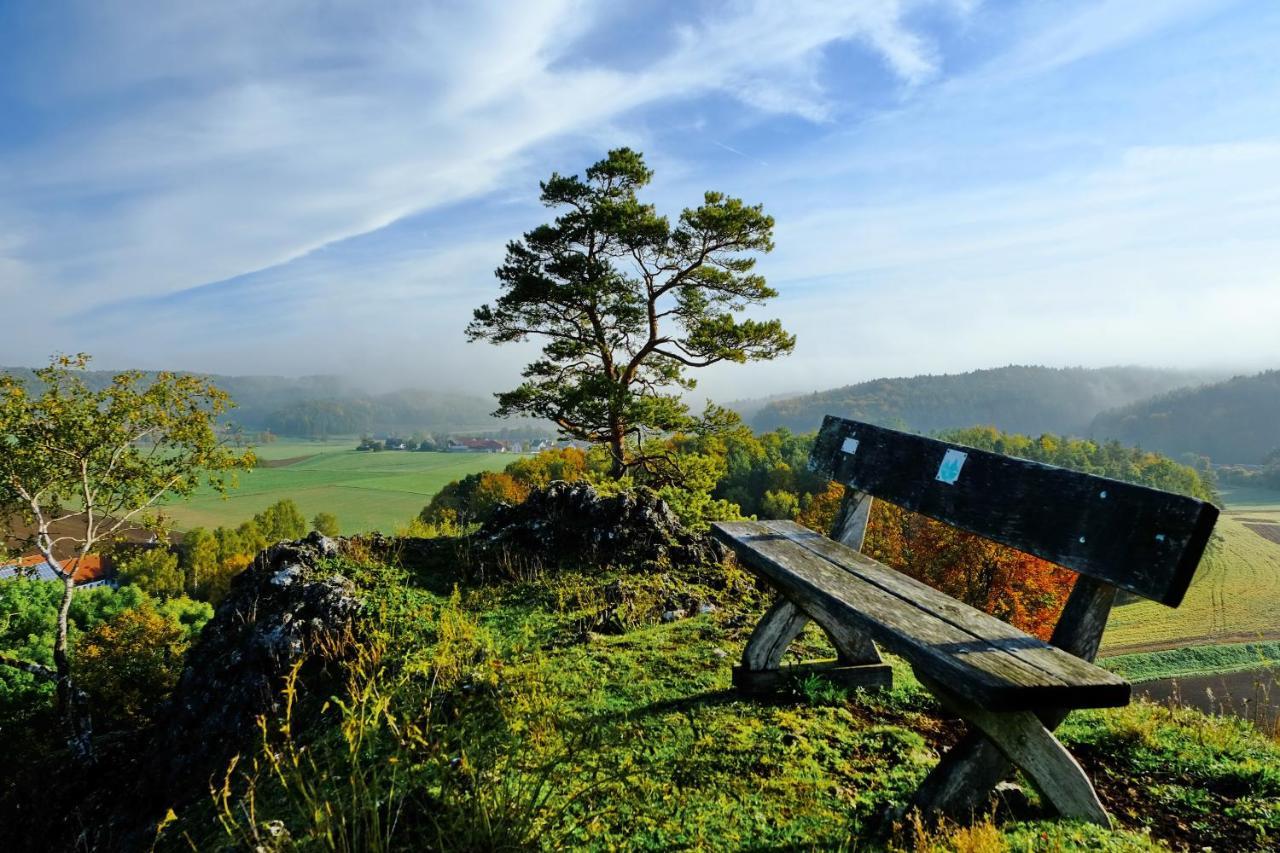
[2,0,1278,400]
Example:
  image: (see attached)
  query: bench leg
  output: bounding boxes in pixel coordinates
[741,597,810,671]
[733,596,892,693]
[915,681,1110,827]
[911,578,1118,821]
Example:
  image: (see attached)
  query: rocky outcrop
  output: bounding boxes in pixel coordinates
[472,481,724,572]
[151,531,363,795]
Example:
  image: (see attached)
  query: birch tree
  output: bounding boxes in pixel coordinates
[0,354,252,762]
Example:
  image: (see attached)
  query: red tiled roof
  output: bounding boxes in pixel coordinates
[0,553,108,584]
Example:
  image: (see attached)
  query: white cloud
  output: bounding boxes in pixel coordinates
[978,0,1235,80]
[0,0,948,333]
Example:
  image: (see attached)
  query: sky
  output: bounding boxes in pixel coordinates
[2,0,1278,402]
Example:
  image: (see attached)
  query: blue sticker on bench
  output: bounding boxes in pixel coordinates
[936,449,967,485]
[841,437,859,456]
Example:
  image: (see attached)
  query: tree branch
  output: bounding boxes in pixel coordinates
[0,653,58,682]
[651,347,722,369]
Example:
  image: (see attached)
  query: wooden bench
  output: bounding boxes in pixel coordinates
[711,416,1219,826]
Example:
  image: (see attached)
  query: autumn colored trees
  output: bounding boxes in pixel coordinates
[862,501,1076,640]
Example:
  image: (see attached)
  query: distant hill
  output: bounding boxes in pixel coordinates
[263,389,504,437]
[750,366,1208,436]
[1090,370,1280,464]
[720,391,802,420]
[0,366,508,437]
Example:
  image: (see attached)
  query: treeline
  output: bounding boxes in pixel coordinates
[1218,452,1280,491]
[748,365,1204,436]
[0,366,345,431]
[421,418,1218,530]
[0,366,518,438]
[1090,370,1280,465]
[114,499,338,606]
[263,389,512,438]
[938,426,1220,503]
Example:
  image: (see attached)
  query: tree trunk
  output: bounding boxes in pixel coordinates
[608,431,627,478]
[607,413,627,479]
[53,572,94,764]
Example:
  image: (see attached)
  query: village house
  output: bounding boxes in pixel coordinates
[0,553,115,589]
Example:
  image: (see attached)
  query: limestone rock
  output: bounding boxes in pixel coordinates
[474,481,724,571]
[151,531,362,795]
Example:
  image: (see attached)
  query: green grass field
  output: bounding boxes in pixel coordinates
[1102,489,1280,654]
[1103,640,1280,682]
[160,442,512,535]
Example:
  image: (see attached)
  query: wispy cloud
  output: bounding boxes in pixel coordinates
[0,1,949,321]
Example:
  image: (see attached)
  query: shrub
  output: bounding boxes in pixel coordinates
[312,512,341,538]
[116,546,185,600]
[75,601,190,728]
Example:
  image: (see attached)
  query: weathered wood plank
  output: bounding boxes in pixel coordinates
[911,571,1121,819]
[909,575,1120,818]
[921,677,1111,827]
[758,521,1128,695]
[740,597,810,671]
[809,417,1218,607]
[712,522,1129,710]
[826,489,883,665]
[830,488,874,551]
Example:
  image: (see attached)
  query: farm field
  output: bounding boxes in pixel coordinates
[160,443,512,535]
[1102,489,1280,654]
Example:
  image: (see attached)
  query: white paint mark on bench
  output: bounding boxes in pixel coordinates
[936,449,967,485]
[841,437,860,456]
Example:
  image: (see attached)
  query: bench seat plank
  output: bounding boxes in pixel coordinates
[756,521,1127,692]
[712,520,1130,712]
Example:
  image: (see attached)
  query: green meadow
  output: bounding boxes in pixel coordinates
[160,441,511,535]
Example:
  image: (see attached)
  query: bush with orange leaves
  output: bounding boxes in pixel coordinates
[863,500,1075,640]
[75,601,189,727]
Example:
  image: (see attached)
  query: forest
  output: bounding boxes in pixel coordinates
[748,365,1206,436]
[1090,370,1280,465]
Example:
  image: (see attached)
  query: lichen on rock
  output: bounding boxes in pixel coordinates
[151,531,363,795]
[472,481,725,572]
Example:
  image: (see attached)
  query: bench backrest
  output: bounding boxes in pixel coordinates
[809,416,1219,608]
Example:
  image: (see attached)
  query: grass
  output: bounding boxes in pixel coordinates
[1101,493,1280,653]
[245,438,361,461]
[161,551,1280,852]
[159,444,511,535]
[1102,641,1280,683]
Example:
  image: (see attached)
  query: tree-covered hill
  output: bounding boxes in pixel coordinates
[748,365,1207,436]
[262,389,504,437]
[0,366,508,437]
[0,366,345,430]
[1090,370,1280,465]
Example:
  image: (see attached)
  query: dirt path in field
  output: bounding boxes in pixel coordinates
[254,454,317,469]
[1104,631,1280,656]
[1243,522,1280,545]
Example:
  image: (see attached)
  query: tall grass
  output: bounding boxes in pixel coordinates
[208,593,636,851]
